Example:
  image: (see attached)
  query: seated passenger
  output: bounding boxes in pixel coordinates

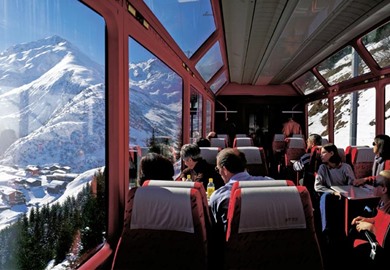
[293,133,322,172]
[315,143,355,239]
[195,137,211,147]
[138,152,174,186]
[180,143,224,190]
[349,170,390,267]
[209,147,274,232]
[353,134,390,186]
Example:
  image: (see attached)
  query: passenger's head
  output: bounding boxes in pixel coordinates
[321,143,341,165]
[196,137,211,147]
[138,152,174,186]
[307,134,322,148]
[373,134,390,159]
[216,148,246,183]
[180,143,202,170]
[374,170,390,199]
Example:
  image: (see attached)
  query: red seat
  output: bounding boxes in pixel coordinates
[111,186,207,270]
[225,185,324,269]
[210,137,227,148]
[352,147,376,178]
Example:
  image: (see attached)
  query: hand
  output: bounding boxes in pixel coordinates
[333,191,341,200]
[355,221,374,233]
[351,216,364,225]
[353,178,366,186]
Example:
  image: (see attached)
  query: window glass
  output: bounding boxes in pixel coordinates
[0,1,106,268]
[293,71,324,95]
[333,88,375,149]
[206,100,212,135]
[195,41,223,82]
[308,98,328,141]
[143,0,215,59]
[362,21,390,68]
[385,84,390,134]
[129,38,183,181]
[317,46,370,86]
[355,88,375,146]
[210,71,227,93]
[190,89,202,142]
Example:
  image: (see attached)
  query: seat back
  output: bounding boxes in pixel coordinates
[142,179,211,227]
[272,133,286,154]
[199,146,220,166]
[225,185,323,269]
[236,146,268,176]
[284,137,306,167]
[235,133,247,138]
[111,186,207,270]
[233,137,254,147]
[210,137,227,148]
[353,147,376,178]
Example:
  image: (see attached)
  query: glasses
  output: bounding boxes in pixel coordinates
[215,165,223,172]
[372,142,377,146]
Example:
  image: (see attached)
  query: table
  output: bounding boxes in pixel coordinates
[331,185,380,235]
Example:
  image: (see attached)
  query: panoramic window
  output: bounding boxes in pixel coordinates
[293,71,324,95]
[362,20,390,69]
[385,84,390,134]
[0,1,105,269]
[210,71,227,93]
[317,46,370,86]
[206,100,212,136]
[308,98,328,141]
[129,38,183,181]
[195,41,223,82]
[143,0,215,59]
[190,88,203,142]
[333,88,375,149]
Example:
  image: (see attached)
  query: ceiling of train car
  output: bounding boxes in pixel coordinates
[221,0,390,86]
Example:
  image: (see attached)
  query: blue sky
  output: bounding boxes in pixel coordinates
[0,0,105,65]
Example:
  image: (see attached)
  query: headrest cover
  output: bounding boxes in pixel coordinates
[238,186,306,233]
[237,180,286,188]
[144,180,195,188]
[130,186,194,233]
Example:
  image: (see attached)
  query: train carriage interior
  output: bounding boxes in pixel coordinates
[0,0,389,269]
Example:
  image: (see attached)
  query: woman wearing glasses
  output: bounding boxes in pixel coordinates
[353,134,390,186]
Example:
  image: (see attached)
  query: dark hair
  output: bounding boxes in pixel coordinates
[196,137,211,147]
[138,153,174,186]
[309,134,322,146]
[180,143,202,161]
[374,134,390,160]
[216,148,246,173]
[323,143,341,164]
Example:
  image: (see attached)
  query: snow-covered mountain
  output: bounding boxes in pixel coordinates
[0,35,181,172]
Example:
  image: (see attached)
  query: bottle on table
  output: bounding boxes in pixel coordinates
[186,174,192,182]
[207,178,215,199]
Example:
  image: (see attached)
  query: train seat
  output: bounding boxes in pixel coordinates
[284,137,306,168]
[352,147,376,178]
[199,146,220,166]
[235,133,247,138]
[272,133,286,154]
[210,137,227,148]
[225,185,324,270]
[111,186,207,270]
[233,137,254,147]
[142,180,211,227]
[235,146,268,176]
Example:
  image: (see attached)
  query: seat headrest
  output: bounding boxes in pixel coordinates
[237,186,306,233]
[355,148,375,163]
[130,186,194,233]
[233,180,289,189]
[143,179,196,188]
